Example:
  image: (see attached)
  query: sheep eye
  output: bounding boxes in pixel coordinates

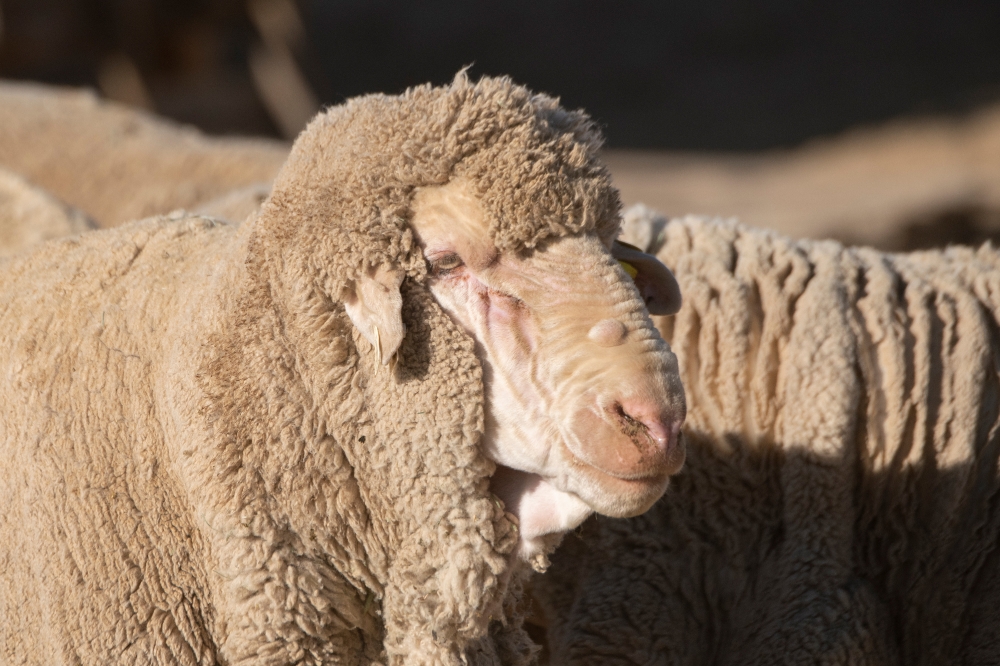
[430,253,464,276]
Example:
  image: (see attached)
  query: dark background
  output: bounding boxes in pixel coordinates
[1,0,999,148]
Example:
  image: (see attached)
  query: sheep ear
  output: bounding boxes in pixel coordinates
[344,266,406,365]
[612,240,682,316]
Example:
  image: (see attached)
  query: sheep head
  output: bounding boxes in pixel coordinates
[342,179,684,562]
[249,72,687,575]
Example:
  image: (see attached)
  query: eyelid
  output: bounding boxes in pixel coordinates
[429,252,464,275]
[426,249,459,262]
[433,254,462,266]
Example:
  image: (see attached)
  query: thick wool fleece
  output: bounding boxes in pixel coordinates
[0,73,620,666]
[0,167,95,259]
[535,216,1000,665]
[0,80,288,228]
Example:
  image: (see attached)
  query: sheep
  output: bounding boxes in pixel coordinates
[533,210,1000,665]
[0,80,288,228]
[0,166,95,259]
[602,103,1000,251]
[0,74,687,666]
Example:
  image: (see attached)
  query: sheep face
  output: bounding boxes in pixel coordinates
[408,180,686,559]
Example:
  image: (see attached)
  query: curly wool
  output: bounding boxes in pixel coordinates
[0,73,620,666]
[256,70,620,303]
[536,216,1000,665]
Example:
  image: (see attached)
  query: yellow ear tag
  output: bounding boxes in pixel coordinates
[618,260,638,280]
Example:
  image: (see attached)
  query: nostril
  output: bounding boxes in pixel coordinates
[613,401,674,451]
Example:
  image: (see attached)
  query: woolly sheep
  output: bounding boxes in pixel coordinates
[534,210,1000,665]
[0,80,288,227]
[0,166,95,259]
[0,75,686,666]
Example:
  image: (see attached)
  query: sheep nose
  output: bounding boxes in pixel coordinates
[613,398,683,461]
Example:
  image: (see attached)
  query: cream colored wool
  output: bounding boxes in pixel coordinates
[0,73,620,666]
[0,167,95,258]
[535,215,1000,665]
[0,80,288,228]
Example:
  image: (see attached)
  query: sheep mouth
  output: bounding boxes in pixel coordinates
[578,456,673,483]
[554,438,676,518]
[561,418,683,483]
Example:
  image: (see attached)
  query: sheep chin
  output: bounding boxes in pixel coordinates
[490,465,593,571]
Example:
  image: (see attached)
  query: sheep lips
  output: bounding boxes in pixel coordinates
[563,390,686,509]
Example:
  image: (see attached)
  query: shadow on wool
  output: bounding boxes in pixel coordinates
[531,424,1000,666]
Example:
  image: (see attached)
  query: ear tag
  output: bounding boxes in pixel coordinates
[618,260,639,280]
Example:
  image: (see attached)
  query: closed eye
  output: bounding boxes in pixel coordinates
[430,252,464,277]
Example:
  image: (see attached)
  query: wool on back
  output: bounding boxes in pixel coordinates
[536,216,1000,665]
[0,216,231,665]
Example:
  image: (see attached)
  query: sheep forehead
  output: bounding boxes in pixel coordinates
[411,180,610,287]
[410,180,496,267]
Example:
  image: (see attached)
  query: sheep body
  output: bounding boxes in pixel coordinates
[536,214,1000,665]
[0,183,516,666]
[0,74,624,666]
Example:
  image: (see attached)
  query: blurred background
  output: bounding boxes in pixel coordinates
[1,0,999,249]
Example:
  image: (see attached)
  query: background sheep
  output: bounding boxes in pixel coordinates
[0,166,95,259]
[0,75,686,666]
[0,80,287,228]
[534,212,1000,665]
[2,78,998,252]
[603,103,1000,250]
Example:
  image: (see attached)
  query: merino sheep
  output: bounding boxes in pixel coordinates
[533,211,1000,665]
[0,80,288,228]
[0,75,686,666]
[0,166,95,259]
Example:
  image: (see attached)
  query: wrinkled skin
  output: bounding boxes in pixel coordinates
[347,180,686,561]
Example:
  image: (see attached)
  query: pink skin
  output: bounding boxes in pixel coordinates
[410,181,686,560]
